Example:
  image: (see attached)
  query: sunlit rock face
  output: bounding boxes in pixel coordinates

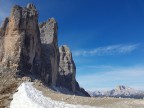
[57,45,90,96]
[57,45,76,92]
[0,4,41,72]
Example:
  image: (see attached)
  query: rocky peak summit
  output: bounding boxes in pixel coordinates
[116,85,127,91]
[39,18,58,45]
[59,45,71,54]
[2,3,41,71]
[26,3,37,10]
[88,85,144,99]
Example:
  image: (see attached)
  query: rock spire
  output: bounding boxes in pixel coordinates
[0,3,90,97]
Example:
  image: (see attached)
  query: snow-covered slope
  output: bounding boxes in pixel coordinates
[88,90,104,97]
[88,85,144,99]
[10,82,100,108]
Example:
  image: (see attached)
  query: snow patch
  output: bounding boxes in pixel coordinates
[10,82,101,108]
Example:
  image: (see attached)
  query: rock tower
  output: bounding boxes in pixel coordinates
[0,3,89,97]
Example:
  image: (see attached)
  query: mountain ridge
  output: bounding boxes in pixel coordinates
[88,85,144,99]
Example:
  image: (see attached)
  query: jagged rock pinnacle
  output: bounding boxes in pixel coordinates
[116,85,126,91]
[48,17,57,23]
[1,3,41,71]
[39,18,59,85]
[0,3,90,97]
[26,3,36,10]
[58,45,76,92]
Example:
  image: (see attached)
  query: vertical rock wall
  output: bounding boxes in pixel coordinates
[0,3,89,96]
[58,45,76,92]
[39,18,59,85]
[57,45,90,96]
[1,4,41,72]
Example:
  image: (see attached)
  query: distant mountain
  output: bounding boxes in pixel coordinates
[88,85,144,99]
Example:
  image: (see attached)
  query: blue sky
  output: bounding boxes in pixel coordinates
[0,0,144,90]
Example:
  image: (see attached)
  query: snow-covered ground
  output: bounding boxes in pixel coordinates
[10,82,100,108]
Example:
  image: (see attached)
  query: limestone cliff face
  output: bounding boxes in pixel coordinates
[39,18,59,85]
[0,3,89,96]
[58,45,76,92]
[1,4,41,72]
[57,45,90,96]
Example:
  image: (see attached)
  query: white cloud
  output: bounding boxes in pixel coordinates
[73,44,139,56]
[77,65,144,91]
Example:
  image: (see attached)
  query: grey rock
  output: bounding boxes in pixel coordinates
[0,3,89,97]
[0,17,9,61]
[75,81,91,97]
[57,45,76,92]
[0,17,9,35]
[57,45,90,96]
[39,18,59,85]
[26,3,37,10]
